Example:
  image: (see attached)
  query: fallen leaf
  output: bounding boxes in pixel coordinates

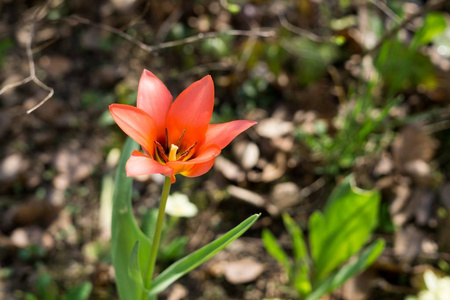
[223,258,264,284]
[270,182,303,211]
[214,156,245,182]
[255,118,293,139]
[232,140,260,170]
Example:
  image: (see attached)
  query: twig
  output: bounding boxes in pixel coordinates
[365,0,449,56]
[154,6,182,43]
[119,0,152,31]
[0,77,33,95]
[278,13,331,43]
[0,3,55,114]
[69,14,276,53]
[369,0,404,26]
[299,176,327,198]
[24,23,54,114]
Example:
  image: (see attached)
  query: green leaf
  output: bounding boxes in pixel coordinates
[262,229,291,275]
[411,12,447,51]
[282,213,311,296]
[376,39,437,93]
[36,272,58,300]
[111,138,152,300]
[128,241,144,288]
[310,175,380,281]
[65,282,93,300]
[148,214,260,296]
[307,239,385,300]
[25,294,39,300]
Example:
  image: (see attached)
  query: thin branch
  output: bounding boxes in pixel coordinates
[25,22,54,114]
[299,176,327,199]
[154,6,182,43]
[69,14,276,53]
[0,77,33,95]
[119,0,152,31]
[369,0,403,25]
[0,3,55,114]
[365,0,449,56]
[278,13,331,43]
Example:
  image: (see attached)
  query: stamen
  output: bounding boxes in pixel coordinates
[176,129,186,147]
[155,141,168,162]
[168,144,179,162]
[178,142,197,161]
[165,128,169,151]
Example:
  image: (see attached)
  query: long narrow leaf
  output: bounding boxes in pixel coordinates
[148,214,260,296]
[307,239,385,300]
[262,229,291,275]
[111,138,152,300]
[282,213,311,296]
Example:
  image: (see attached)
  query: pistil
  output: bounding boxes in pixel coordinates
[168,144,179,161]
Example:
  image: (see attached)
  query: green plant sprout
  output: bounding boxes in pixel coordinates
[24,269,92,300]
[262,175,385,300]
[297,81,399,175]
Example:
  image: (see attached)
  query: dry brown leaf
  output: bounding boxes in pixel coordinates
[214,156,245,182]
[232,140,260,170]
[223,258,264,284]
[255,118,293,139]
[270,182,303,211]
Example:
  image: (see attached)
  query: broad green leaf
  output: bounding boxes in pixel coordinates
[376,39,437,93]
[310,175,380,281]
[111,138,152,300]
[262,229,291,275]
[307,239,385,300]
[128,241,144,287]
[411,12,446,51]
[148,214,260,296]
[64,282,93,300]
[282,213,311,296]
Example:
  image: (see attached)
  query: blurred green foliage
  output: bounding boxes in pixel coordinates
[24,269,92,300]
[297,81,399,175]
[263,175,384,300]
[376,12,446,93]
[0,38,14,67]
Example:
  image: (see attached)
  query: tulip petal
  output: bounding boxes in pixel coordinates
[126,151,172,177]
[137,70,173,141]
[180,157,216,178]
[166,146,220,178]
[109,104,157,155]
[201,120,257,150]
[165,75,214,149]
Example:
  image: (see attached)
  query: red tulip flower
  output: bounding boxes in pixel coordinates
[110,70,256,183]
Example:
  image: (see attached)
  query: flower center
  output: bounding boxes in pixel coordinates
[154,129,197,164]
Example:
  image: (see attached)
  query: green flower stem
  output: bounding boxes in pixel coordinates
[142,176,172,299]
